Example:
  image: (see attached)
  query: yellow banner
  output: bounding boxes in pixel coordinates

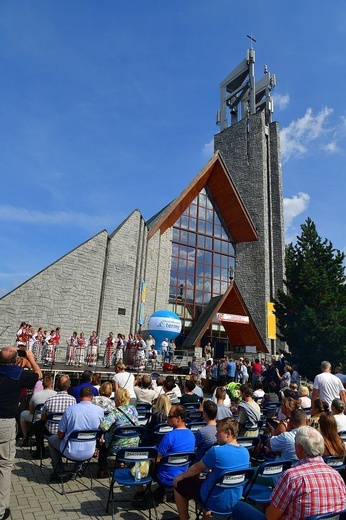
[267,302,276,340]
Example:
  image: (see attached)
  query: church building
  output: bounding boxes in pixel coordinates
[0,48,285,357]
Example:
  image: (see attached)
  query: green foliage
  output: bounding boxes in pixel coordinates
[275,218,346,380]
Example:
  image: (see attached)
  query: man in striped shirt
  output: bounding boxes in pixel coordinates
[32,374,76,459]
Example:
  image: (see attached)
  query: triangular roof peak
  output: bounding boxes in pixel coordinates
[182,281,267,353]
[147,151,258,242]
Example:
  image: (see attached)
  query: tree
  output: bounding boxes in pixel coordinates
[275,218,346,380]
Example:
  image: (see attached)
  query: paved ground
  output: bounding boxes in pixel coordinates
[10,442,199,520]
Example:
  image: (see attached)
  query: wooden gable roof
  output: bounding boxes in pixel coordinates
[182,282,267,353]
[147,152,258,243]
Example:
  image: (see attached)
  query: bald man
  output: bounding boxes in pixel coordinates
[0,347,42,519]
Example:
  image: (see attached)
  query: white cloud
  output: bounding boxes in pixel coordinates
[280,107,333,162]
[283,192,310,242]
[272,93,290,111]
[0,205,115,230]
[202,138,214,156]
[322,141,339,153]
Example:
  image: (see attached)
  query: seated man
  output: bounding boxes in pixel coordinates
[232,426,346,520]
[32,374,76,459]
[20,375,56,445]
[215,387,233,421]
[194,400,217,461]
[134,375,156,405]
[153,404,195,502]
[174,417,250,520]
[48,386,103,480]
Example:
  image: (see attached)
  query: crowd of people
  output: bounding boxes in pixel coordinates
[3,333,346,519]
[14,322,161,370]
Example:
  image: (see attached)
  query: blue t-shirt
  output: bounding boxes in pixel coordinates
[195,424,217,461]
[226,362,236,378]
[73,382,98,403]
[58,401,104,460]
[157,428,196,486]
[201,443,250,512]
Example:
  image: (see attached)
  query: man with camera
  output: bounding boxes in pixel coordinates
[0,346,42,520]
[134,375,156,404]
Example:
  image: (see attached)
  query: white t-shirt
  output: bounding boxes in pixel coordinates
[334,413,346,433]
[313,372,344,409]
[112,371,136,398]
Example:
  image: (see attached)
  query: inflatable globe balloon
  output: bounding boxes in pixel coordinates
[148,310,182,354]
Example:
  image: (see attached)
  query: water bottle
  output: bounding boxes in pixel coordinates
[134,462,141,482]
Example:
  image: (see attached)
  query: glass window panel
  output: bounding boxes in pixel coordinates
[187,260,195,273]
[197,235,205,248]
[221,227,228,240]
[206,196,213,209]
[189,205,197,218]
[181,215,189,229]
[221,281,228,293]
[197,250,204,263]
[189,218,197,231]
[214,239,221,252]
[185,289,193,301]
[199,207,206,220]
[180,230,188,244]
[206,222,213,235]
[195,291,203,303]
[221,268,229,281]
[198,220,206,234]
[187,232,196,246]
[220,323,226,332]
[212,323,220,331]
[203,293,211,304]
[213,280,221,294]
[178,258,187,272]
[173,228,179,240]
[204,264,212,278]
[205,237,213,249]
[172,243,179,256]
[221,255,229,268]
[169,289,176,299]
[206,209,213,223]
[171,257,178,269]
[214,253,221,266]
[229,243,235,256]
[186,274,195,289]
[214,224,222,238]
[170,272,178,284]
[184,320,193,327]
[199,193,207,206]
[213,266,221,279]
[196,277,204,290]
[214,213,221,225]
[221,240,229,254]
[205,251,212,264]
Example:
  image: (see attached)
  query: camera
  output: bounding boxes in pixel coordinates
[17,349,27,357]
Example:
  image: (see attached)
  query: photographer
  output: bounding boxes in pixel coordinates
[0,346,42,519]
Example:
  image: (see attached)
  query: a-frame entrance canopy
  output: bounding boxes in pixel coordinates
[147,152,258,244]
[182,282,267,353]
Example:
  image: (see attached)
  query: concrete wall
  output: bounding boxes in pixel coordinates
[214,112,285,353]
[98,210,147,341]
[0,230,108,346]
[141,227,172,333]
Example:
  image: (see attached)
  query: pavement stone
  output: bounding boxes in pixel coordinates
[10,442,199,520]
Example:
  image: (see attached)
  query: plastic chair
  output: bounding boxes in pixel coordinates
[237,436,260,454]
[183,402,201,412]
[153,422,173,446]
[323,456,346,472]
[195,467,256,520]
[187,421,206,434]
[29,403,44,452]
[106,425,145,472]
[50,428,101,495]
[157,451,197,498]
[243,459,292,504]
[137,411,152,426]
[39,412,64,468]
[136,403,152,413]
[187,410,204,423]
[306,511,346,520]
[106,446,159,520]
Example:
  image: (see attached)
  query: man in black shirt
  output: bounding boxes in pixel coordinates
[0,347,42,519]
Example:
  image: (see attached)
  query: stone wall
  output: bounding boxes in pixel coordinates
[214,112,285,353]
[98,210,147,341]
[141,228,172,333]
[0,230,108,346]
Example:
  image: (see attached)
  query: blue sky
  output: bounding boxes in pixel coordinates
[1,1,346,297]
